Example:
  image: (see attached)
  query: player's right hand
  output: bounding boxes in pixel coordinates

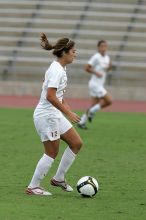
[66,111,81,123]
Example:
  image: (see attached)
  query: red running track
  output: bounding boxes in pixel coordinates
[0,95,146,113]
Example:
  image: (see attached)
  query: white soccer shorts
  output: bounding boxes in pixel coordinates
[88,82,107,98]
[34,115,72,142]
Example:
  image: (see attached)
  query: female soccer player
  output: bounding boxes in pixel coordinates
[78,40,112,129]
[26,33,82,196]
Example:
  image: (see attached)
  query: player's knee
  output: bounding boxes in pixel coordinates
[105,97,112,106]
[78,139,83,152]
[71,138,83,153]
[77,138,83,150]
[108,98,112,106]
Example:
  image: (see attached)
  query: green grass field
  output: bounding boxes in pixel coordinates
[0,108,146,220]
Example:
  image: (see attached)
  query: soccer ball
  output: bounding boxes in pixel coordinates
[76,176,99,197]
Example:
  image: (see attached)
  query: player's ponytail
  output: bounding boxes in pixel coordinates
[40,33,75,58]
[40,33,55,51]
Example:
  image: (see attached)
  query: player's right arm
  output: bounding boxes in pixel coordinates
[85,64,102,77]
[46,87,80,123]
[85,54,102,77]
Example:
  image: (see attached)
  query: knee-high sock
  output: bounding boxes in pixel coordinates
[89,103,101,114]
[78,113,88,125]
[53,146,76,181]
[28,153,54,188]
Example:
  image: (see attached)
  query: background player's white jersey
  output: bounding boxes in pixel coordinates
[34,60,67,118]
[88,52,110,86]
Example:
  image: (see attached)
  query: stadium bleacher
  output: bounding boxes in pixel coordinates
[0,0,146,87]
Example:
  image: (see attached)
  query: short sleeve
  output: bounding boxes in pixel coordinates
[88,54,99,67]
[47,70,62,89]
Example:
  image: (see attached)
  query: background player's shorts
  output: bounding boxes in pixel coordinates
[88,81,107,98]
[34,115,72,142]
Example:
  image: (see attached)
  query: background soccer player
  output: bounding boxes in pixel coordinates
[26,33,82,196]
[78,40,112,129]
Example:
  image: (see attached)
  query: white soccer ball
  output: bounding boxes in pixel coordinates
[76,176,99,197]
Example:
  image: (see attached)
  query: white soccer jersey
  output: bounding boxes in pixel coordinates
[33,60,67,118]
[88,52,110,86]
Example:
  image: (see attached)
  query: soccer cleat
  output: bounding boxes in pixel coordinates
[26,187,52,196]
[77,123,88,130]
[50,178,73,192]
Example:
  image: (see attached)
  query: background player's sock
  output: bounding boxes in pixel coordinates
[89,103,101,114]
[78,113,87,125]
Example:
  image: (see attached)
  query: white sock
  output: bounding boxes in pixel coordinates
[53,146,76,181]
[89,103,101,114]
[28,153,54,188]
[79,113,87,125]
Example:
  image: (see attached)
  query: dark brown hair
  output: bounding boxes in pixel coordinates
[40,33,75,58]
[97,40,106,47]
